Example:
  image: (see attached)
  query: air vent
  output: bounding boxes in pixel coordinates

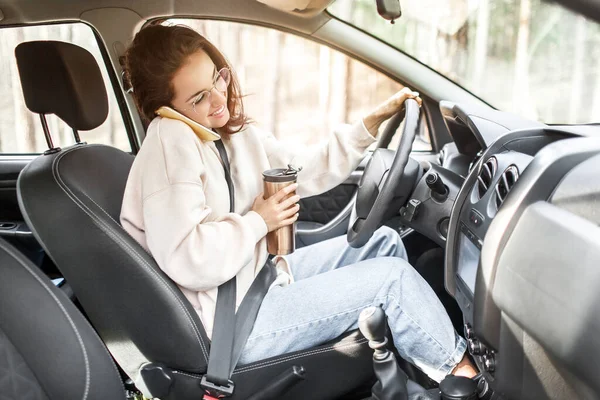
[495,166,519,208]
[476,157,497,199]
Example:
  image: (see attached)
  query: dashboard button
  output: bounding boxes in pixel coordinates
[438,217,450,238]
[400,199,421,222]
[464,323,474,339]
[465,229,475,241]
[483,352,496,372]
[468,338,485,355]
[469,209,484,227]
[477,377,490,397]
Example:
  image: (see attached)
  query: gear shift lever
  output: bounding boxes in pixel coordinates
[359,307,409,400]
[359,307,387,352]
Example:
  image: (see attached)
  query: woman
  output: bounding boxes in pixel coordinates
[120,23,476,382]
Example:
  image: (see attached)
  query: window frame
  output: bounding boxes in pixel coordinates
[0,20,139,155]
[149,16,435,153]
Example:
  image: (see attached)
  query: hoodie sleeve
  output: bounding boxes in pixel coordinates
[258,120,377,198]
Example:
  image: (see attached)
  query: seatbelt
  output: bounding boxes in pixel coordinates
[215,139,235,213]
[201,139,276,399]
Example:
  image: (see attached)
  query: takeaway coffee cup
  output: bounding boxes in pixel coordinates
[262,165,301,255]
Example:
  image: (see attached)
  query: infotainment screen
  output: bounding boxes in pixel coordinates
[456,231,481,295]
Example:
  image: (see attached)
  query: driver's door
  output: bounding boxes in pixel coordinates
[166,18,433,246]
[296,157,366,247]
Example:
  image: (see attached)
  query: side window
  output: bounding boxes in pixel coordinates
[0,23,131,153]
[166,19,431,151]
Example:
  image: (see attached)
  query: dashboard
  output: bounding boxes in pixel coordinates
[452,150,532,306]
[424,102,600,399]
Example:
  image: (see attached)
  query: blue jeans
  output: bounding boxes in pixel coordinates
[238,226,467,382]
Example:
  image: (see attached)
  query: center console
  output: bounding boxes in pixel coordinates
[443,123,600,399]
[438,97,600,398]
[445,140,535,393]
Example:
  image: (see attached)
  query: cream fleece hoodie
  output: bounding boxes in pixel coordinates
[120,117,376,337]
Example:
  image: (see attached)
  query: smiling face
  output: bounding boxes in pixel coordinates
[125,24,248,135]
[170,50,231,129]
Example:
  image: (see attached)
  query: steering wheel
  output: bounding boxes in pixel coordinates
[347,98,421,248]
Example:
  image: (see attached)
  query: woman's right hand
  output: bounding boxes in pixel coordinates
[363,87,422,137]
[251,183,300,232]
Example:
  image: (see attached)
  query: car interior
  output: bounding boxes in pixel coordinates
[0,0,599,399]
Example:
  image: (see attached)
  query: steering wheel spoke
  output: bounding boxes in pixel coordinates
[347,99,422,248]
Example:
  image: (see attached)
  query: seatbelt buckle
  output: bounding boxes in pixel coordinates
[201,375,235,398]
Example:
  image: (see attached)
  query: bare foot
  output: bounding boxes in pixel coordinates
[451,354,478,378]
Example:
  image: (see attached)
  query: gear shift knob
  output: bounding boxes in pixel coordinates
[358,306,409,400]
[358,306,387,344]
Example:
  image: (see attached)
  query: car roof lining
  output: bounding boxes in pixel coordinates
[256,0,334,15]
[0,0,331,29]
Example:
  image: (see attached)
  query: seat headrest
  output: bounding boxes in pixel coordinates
[15,41,108,131]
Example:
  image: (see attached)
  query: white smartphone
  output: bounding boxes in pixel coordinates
[155,106,221,142]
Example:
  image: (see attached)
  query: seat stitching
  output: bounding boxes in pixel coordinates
[62,148,153,259]
[171,337,368,378]
[232,337,368,374]
[18,161,119,395]
[233,338,368,374]
[80,189,119,225]
[49,145,209,362]
[77,180,154,257]
[0,240,91,400]
[172,370,202,380]
[51,145,209,361]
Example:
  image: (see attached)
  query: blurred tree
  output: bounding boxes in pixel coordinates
[344,50,354,122]
[593,27,600,120]
[569,16,586,123]
[472,0,490,90]
[328,0,353,131]
[8,28,37,153]
[266,30,283,136]
[319,45,331,133]
[513,0,536,119]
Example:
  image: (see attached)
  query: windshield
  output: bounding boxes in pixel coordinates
[329,0,600,124]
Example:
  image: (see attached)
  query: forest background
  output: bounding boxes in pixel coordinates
[0,0,598,154]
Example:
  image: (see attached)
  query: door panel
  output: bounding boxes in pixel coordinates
[0,159,30,221]
[298,183,356,225]
[295,159,367,247]
[296,193,355,248]
[0,158,49,272]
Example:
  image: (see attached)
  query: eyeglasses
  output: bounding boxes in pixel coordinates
[177,67,231,114]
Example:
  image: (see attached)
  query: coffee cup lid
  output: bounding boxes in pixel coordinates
[263,164,302,182]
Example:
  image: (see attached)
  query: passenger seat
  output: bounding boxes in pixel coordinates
[0,237,125,400]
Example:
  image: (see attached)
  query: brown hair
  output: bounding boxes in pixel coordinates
[124,23,249,136]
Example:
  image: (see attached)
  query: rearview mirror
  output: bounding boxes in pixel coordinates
[376,0,401,22]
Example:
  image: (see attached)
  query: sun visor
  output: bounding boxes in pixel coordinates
[256,0,331,13]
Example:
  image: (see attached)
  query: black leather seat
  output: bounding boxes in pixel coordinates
[14,40,375,399]
[0,237,126,400]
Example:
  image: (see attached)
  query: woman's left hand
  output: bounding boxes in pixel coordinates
[363,87,422,137]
